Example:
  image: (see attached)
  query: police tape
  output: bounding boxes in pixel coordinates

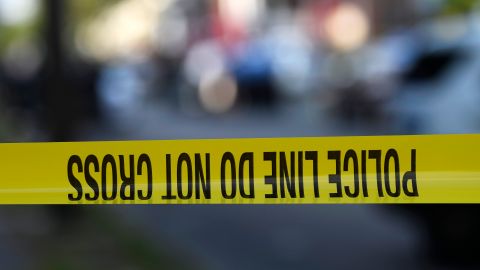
[1,134,479,204]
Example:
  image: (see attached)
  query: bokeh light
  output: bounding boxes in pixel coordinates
[324,2,370,52]
[198,70,237,114]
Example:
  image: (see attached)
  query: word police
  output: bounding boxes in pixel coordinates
[67,149,418,201]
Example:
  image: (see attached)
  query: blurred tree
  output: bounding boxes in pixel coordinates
[0,2,41,56]
[442,0,478,15]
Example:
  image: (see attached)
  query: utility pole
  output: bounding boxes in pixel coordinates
[44,0,72,141]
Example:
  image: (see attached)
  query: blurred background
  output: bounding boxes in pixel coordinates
[0,0,479,268]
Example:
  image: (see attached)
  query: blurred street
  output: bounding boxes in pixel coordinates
[117,205,423,270]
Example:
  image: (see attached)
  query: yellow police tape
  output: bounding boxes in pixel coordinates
[1,134,479,204]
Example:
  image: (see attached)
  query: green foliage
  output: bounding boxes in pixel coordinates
[442,0,478,15]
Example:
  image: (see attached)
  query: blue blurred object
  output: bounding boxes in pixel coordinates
[229,39,276,105]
